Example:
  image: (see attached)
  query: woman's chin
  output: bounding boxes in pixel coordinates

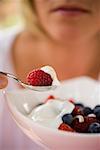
[42,22,90,44]
[49,32,82,45]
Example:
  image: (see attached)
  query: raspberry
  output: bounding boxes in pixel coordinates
[68,98,75,104]
[47,95,55,100]
[26,69,53,86]
[45,95,55,103]
[72,106,84,116]
[72,116,97,133]
[85,116,97,125]
[72,118,88,133]
[58,123,74,132]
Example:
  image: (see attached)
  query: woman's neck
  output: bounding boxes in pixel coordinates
[39,33,100,80]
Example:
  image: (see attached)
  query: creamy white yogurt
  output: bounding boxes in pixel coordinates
[28,99,74,128]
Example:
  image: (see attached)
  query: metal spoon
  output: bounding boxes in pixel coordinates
[0,71,57,91]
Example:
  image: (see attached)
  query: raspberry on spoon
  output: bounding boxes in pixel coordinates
[26,66,60,87]
[27,69,53,86]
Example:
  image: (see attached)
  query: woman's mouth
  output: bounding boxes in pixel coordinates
[51,6,91,17]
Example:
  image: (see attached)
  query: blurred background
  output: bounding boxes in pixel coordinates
[0,0,22,28]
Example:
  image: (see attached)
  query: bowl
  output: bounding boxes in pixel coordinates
[5,77,100,150]
[0,90,4,117]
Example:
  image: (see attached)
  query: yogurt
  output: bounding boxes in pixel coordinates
[28,99,75,128]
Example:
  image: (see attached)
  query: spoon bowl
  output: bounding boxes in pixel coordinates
[0,71,57,91]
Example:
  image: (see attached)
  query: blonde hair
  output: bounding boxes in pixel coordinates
[21,0,45,36]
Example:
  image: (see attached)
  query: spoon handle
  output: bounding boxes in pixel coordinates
[0,71,20,82]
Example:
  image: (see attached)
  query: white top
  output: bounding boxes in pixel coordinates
[0,25,99,150]
[0,25,43,150]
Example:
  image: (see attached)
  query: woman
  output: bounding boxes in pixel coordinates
[0,0,100,149]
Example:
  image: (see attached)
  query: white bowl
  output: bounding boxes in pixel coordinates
[0,90,4,117]
[5,77,100,150]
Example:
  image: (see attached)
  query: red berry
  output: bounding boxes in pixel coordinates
[47,95,55,100]
[45,95,55,103]
[72,116,97,133]
[58,123,75,132]
[85,116,97,126]
[26,69,53,86]
[72,118,88,133]
[68,98,75,104]
[72,106,84,116]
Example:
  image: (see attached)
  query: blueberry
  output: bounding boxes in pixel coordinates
[88,122,100,133]
[75,103,84,108]
[94,107,100,120]
[94,105,100,109]
[62,114,73,125]
[83,107,93,116]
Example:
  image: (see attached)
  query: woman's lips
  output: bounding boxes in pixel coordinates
[51,7,90,17]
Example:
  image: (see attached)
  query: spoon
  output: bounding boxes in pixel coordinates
[0,71,57,91]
